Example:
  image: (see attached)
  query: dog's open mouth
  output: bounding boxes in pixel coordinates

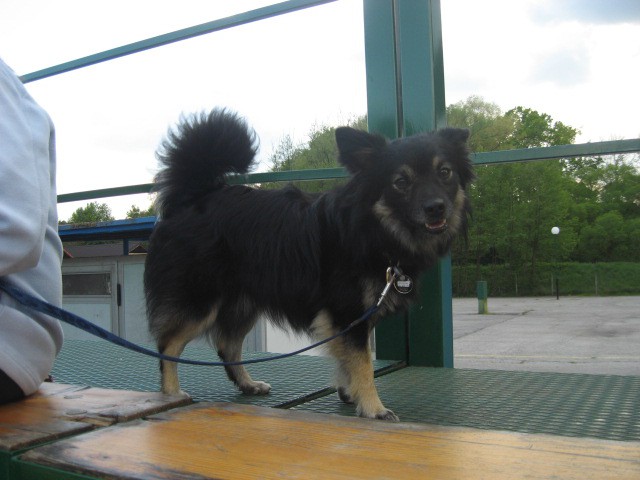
[425,219,448,234]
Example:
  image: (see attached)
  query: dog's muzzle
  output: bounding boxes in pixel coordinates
[423,199,448,234]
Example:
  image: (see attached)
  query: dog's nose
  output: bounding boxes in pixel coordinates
[423,199,445,218]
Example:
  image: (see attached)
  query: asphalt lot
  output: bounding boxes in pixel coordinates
[452,296,640,376]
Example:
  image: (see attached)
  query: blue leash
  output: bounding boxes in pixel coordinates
[0,278,380,367]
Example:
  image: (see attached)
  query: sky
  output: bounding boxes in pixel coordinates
[1,0,639,220]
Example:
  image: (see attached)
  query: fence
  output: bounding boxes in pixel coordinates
[453,262,640,297]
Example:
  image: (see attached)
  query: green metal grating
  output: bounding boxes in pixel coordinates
[51,339,401,408]
[294,367,640,442]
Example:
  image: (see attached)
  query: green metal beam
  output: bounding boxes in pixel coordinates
[57,184,154,203]
[227,167,346,185]
[56,168,347,204]
[20,0,337,83]
[473,138,640,165]
[55,138,640,204]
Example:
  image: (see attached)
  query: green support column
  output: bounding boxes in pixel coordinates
[362,1,400,137]
[363,0,408,362]
[364,0,453,367]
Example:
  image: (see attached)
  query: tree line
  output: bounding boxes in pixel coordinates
[445,97,639,271]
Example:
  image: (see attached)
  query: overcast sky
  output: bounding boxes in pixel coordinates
[1,0,639,220]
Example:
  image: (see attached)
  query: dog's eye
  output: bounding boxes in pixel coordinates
[438,167,452,180]
[393,176,410,191]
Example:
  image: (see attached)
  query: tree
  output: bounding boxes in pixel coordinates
[505,106,577,148]
[506,107,577,276]
[67,202,114,224]
[623,218,640,262]
[448,97,578,286]
[576,210,640,263]
[598,156,640,219]
[266,116,367,193]
[563,156,607,226]
[447,95,514,152]
[127,204,155,219]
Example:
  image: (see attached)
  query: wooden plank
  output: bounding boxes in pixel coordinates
[0,383,191,453]
[19,402,640,480]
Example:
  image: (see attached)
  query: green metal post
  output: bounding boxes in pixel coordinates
[364,0,453,367]
[477,280,488,314]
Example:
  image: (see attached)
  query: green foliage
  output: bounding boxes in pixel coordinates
[67,202,114,224]
[126,204,155,219]
[447,96,513,152]
[448,96,639,284]
[565,154,640,221]
[449,97,580,285]
[576,212,640,262]
[265,116,367,193]
[505,106,578,148]
[598,157,640,218]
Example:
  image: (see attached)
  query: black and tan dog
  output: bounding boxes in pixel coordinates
[144,109,473,421]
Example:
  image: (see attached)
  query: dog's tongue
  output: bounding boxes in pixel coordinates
[426,219,447,233]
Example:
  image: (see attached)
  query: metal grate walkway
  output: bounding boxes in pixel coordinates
[51,339,402,408]
[294,367,640,442]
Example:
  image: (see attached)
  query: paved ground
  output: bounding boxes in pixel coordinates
[452,296,640,376]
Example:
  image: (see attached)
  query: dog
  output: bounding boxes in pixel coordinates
[144,109,473,421]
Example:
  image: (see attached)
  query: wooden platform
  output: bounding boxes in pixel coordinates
[0,382,190,478]
[13,402,640,480]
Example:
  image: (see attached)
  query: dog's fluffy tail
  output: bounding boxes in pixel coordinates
[154,109,259,219]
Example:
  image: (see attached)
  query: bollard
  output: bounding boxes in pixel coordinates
[477,280,488,314]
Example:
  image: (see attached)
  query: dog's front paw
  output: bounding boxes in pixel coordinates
[240,381,271,395]
[357,406,399,422]
[162,386,190,398]
[375,409,399,422]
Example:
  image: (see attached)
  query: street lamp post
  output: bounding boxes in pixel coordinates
[551,226,560,300]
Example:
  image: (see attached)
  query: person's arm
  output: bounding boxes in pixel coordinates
[0,62,50,276]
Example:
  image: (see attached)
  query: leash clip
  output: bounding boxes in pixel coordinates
[377,267,398,307]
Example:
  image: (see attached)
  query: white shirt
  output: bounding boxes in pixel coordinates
[0,57,64,396]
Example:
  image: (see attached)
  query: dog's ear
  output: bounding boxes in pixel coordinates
[437,127,470,147]
[335,127,387,174]
[437,127,475,188]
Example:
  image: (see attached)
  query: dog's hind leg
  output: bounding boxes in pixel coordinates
[216,334,271,395]
[156,306,219,395]
[158,325,200,396]
[214,299,270,395]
